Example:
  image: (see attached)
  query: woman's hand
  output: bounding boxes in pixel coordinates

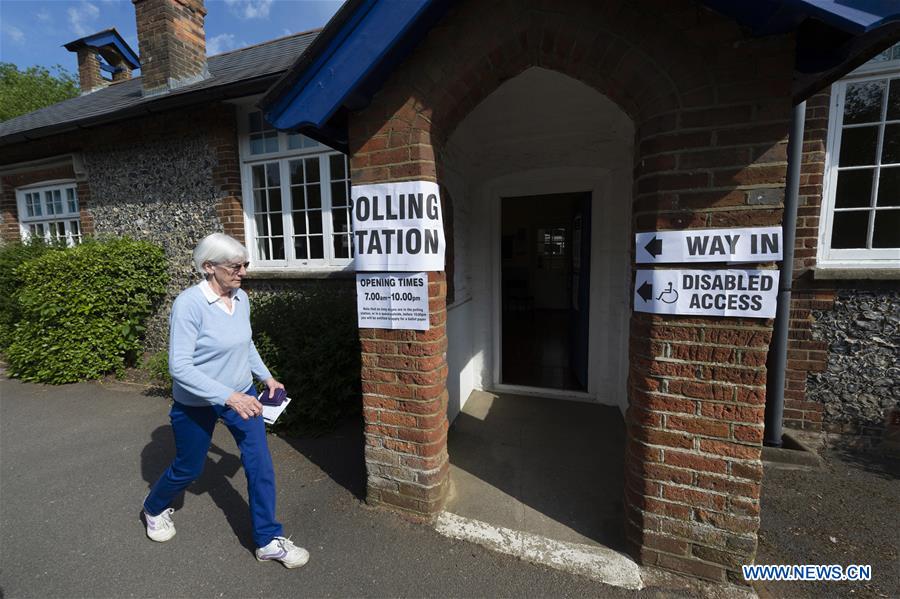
[263,377,285,399]
[225,391,264,420]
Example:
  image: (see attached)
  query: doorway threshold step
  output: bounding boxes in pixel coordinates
[434,511,643,590]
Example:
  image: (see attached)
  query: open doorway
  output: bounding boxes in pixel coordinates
[441,66,633,552]
[500,193,591,391]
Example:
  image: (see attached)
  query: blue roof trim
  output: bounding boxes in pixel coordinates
[787,0,900,34]
[263,0,900,149]
[701,0,900,35]
[265,0,438,139]
[63,29,141,70]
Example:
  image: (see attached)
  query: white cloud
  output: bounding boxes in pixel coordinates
[224,0,273,20]
[36,9,52,23]
[2,24,25,44]
[207,33,239,56]
[68,2,100,37]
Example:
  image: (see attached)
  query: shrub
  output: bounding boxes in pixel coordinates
[0,238,63,349]
[250,284,361,435]
[144,350,172,394]
[4,237,167,383]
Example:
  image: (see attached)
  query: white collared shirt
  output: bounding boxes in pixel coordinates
[199,279,241,316]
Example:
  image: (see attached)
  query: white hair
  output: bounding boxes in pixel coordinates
[192,233,249,277]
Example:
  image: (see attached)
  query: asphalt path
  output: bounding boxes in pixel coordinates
[0,376,662,599]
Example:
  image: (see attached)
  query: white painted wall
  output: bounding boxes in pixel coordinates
[442,67,634,417]
[444,165,476,423]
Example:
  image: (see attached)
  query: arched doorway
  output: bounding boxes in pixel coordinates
[441,67,634,549]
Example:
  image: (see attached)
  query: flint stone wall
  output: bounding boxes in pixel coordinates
[809,290,900,439]
[84,135,222,351]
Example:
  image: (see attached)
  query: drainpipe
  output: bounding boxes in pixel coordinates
[764,100,806,448]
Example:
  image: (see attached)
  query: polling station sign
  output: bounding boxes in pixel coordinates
[356,272,430,330]
[634,269,779,319]
[351,181,445,271]
[635,227,783,264]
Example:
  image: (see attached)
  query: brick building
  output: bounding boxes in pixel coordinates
[780,46,900,450]
[1,0,898,586]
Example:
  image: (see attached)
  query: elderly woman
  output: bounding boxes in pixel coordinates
[142,233,307,569]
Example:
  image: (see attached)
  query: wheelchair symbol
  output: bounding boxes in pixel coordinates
[656,282,679,304]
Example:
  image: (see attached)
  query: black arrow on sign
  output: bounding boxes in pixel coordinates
[637,281,653,302]
[644,236,663,258]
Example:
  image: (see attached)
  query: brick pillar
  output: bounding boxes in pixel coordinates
[625,318,772,582]
[76,49,106,94]
[359,272,450,516]
[350,97,449,518]
[618,10,795,581]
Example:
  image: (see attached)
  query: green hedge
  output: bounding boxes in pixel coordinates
[250,285,361,434]
[4,238,167,383]
[0,239,63,349]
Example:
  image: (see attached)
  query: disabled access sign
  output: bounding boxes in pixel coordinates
[634,269,779,319]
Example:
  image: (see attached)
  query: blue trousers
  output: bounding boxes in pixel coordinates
[144,396,283,548]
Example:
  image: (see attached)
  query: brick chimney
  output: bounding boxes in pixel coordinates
[133,0,209,96]
[76,49,107,94]
[64,29,141,94]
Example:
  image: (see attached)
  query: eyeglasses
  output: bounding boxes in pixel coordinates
[216,261,250,273]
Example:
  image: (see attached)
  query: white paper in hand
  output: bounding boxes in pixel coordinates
[259,393,292,425]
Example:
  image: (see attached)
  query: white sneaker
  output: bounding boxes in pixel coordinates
[143,508,176,542]
[255,536,309,568]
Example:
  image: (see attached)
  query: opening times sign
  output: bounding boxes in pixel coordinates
[634,269,779,319]
[357,273,430,330]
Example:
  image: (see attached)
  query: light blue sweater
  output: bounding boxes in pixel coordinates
[168,284,271,407]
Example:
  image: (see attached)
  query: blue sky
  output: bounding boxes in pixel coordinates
[0,0,343,73]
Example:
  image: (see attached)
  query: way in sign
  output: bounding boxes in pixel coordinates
[635,226,783,264]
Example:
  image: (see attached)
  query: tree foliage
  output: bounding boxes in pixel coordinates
[0,62,79,122]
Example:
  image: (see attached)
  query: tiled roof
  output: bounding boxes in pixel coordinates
[0,30,318,145]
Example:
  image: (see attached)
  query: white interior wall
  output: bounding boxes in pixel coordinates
[443,166,476,423]
[442,67,634,418]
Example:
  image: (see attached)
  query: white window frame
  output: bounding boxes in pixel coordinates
[819,55,900,270]
[236,102,353,273]
[15,179,83,246]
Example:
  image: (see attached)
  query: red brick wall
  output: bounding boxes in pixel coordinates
[208,104,245,242]
[347,0,796,583]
